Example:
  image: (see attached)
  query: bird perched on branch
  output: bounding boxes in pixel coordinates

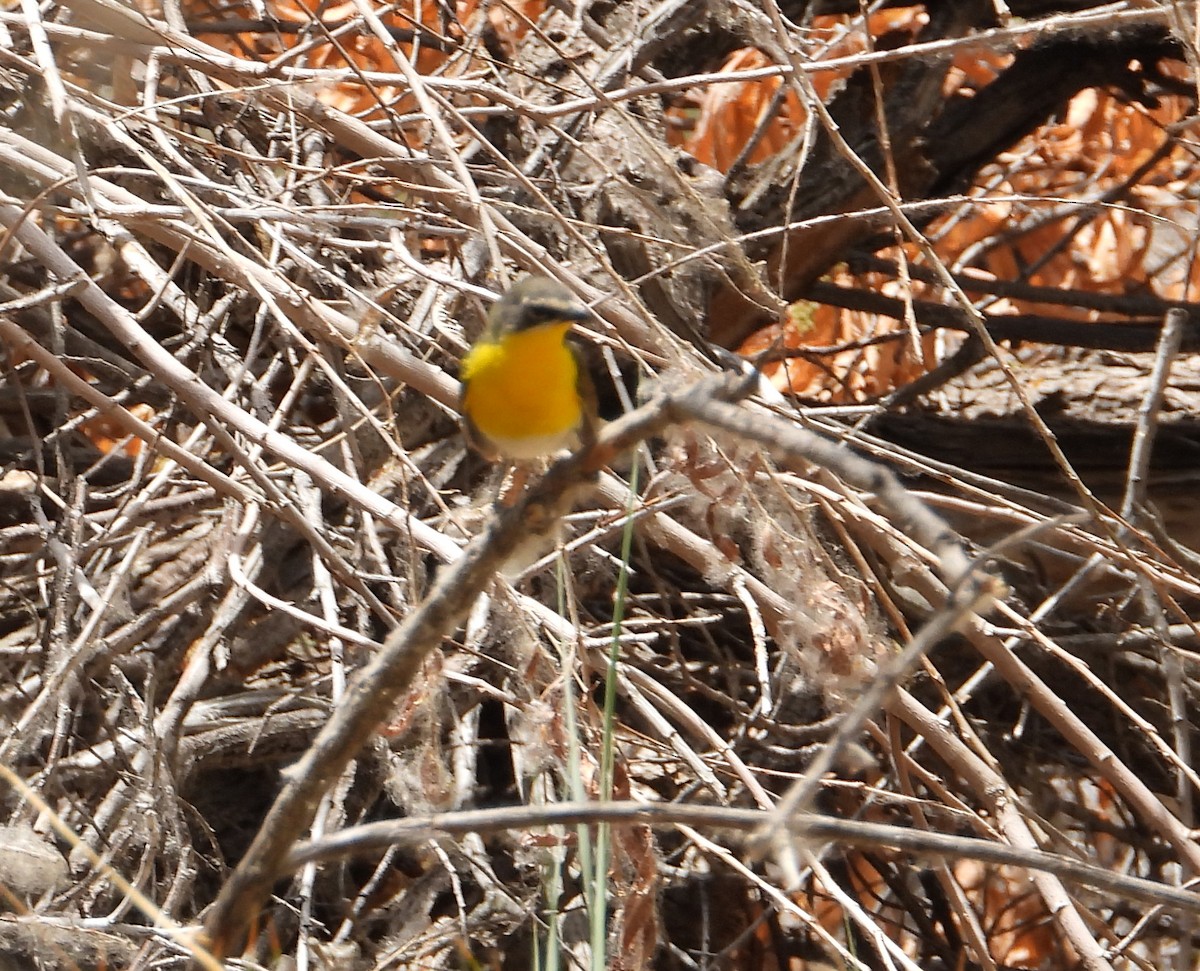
[459,277,597,461]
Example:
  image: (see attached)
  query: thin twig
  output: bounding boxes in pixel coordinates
[1122,308,1187,521]
[282,800,1200,916]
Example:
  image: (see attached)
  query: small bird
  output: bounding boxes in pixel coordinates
[459,277,597,461]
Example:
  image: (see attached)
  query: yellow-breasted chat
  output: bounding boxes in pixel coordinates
[459,277,597,461]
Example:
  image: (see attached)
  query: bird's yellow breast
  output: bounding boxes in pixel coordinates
[460,322,582,458]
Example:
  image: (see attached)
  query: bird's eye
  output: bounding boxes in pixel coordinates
[526,305,559,324]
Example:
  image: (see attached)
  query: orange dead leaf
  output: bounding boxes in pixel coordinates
[682,47,805,172]
[190,0,472,120]
[954,861,1063,968]
[740,277,933,403]
[79,404,157,458]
